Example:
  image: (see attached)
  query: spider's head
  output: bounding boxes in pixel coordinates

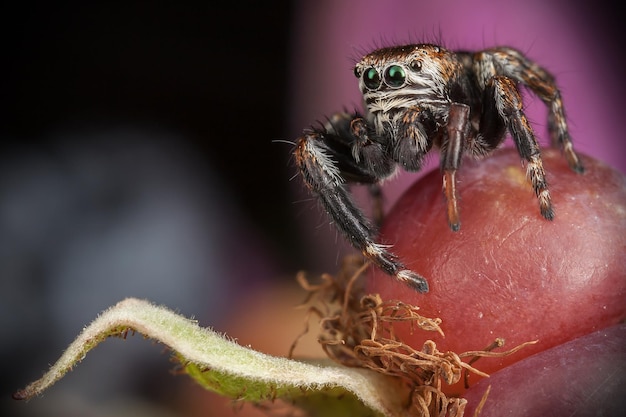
[354,44,460,130]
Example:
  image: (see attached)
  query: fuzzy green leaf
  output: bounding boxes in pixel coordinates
[14,298,410,416]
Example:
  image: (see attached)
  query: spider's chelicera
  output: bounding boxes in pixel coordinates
[294,44,584,293]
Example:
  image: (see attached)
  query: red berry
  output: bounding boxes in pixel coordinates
[367,148,626,392]
[463,324,626,415]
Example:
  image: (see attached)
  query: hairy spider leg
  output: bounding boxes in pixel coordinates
[484,47,584,173]
[294,114,430,292]
[488,75,554,220]
[325,113,387,227]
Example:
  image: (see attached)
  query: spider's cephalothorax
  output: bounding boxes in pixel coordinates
[294,43,584,293]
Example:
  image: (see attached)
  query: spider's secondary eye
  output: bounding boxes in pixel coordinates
[410,60,422,71]
[384,65,406,88]
[363,67,381,90]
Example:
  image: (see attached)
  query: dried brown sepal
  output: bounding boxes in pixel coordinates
[293,256,534,417]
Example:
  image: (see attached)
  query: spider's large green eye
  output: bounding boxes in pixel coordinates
[384,65,406,88]
[363,67,381,90]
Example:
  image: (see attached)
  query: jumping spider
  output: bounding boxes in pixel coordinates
[294,44,584,293]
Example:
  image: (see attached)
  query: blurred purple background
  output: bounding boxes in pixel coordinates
[2,1,623,416]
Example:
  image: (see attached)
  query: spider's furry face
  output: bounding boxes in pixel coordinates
[353,44,463,137]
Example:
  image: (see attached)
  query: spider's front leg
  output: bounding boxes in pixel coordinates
[294,113,430,292]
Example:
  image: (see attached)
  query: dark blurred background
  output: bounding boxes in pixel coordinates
[1,2,308,416]
[2,1,623,416]
[1,2,303,270]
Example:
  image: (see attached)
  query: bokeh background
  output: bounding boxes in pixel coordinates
[2,1,623,416]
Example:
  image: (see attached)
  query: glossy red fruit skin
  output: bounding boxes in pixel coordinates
[368,148,626,391]
[462,324,626,416]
